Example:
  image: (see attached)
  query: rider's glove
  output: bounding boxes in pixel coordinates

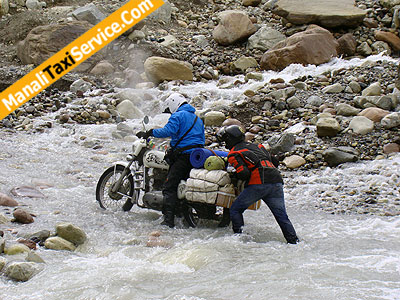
[136,129,153,139]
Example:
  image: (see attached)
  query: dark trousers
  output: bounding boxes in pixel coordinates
[230,183,298,243]
[162,154,192,215]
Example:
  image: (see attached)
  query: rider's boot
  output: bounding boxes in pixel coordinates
[161,211,175,228]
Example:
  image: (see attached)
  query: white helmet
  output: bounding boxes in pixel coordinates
[162,93,187,114]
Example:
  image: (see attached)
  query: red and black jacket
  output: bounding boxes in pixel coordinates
[228,141,283,186]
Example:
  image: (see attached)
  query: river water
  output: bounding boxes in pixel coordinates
[1,55,400,300]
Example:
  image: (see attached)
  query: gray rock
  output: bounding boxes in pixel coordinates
[70,79,92,94]
[72,3,106,25]
[380,0,400,9]
[128,30,145,41]
[349,81,361,93]
[336,103,360,116]
[267,133,296,154]
[322,83,344,94]
[247,26,286,51]
[160,34,180,48]
[56,222,87,246]
[307,95,324,107]
[362,82,382,96]
[117,100,144,119]
[193,35,209,48]
[287,96,301,109]
[232,56,258,72]
[26,251,45,263]
[0,214,9,224]
[0,257,5,271]
[5,262,40,282]
[381,112,400,129]
[323,147,358,167]
[273,0,366,27]
[357,42,373,56]
[349,116,374,134]
[26,0,44,9]
[149,0,172,23]
[283,155,306,168]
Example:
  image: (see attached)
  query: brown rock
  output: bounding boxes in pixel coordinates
[383,143,400,154]
[358,107,390,123]
[260,25,338,71]
[337,33,357,56]
[144,56,193,84]
[375,31,400,51]
[0,193,18,207]
[17,239,37,250]
[13,209,34,224]
[213,10,257,46]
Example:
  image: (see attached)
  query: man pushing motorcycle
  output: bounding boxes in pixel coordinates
[216,125,299,244]
[136,93,205,228]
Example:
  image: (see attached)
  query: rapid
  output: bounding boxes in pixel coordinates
[0,55,399,300]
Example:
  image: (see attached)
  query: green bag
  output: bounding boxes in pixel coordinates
[204,155,226,171]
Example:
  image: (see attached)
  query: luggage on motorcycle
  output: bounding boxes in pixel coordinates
[188,169,231,186]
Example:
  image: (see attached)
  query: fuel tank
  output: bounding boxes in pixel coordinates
[143,150,169,170]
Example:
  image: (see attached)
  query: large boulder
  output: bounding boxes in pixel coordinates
[44,237,76,251]
[273,0,366,28]
[323,147,358,167]
[212,10,257,46]
[144,57,193,84]
[56,223,87,246]
[348,116,374,134]
[13,208,34,224]
[260,25,338,71]
[374,31,400,51]
[5,262,40,282]
[17,21,96,71]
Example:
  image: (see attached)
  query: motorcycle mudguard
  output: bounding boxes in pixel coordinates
[143,150,169,170]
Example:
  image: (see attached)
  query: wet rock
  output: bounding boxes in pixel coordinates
[204,111,226,126]
[358,107,390,122]
[316,117,341,137]
[273,0,366,27]
[242,0,261,6]
[26,251,45,263]
[10,185,45,198]
[323,147,358,167]
[71,3,106,25]
[44,236,76,251]
[283,155,306,168]
[357,42,373,56]
[213,10,257,46]
[348,116,374,134]
[5,262,40,282]
[18,238,37,250]
[0,257,5,271]
[144,56,193,84]
[0,214,9,224]
[0,192,18,207]
[4,244,31,255]
[13,208,34,224]
[26,0,45,9]
[0,236,5,253]
[381,112,400,129]
[247,25,286,51]
[56,222,87,246]
[28,229,51,245]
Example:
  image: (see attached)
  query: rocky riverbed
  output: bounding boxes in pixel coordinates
[1,0,400,284]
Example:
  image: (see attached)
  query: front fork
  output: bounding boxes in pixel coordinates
[110,159,147,195]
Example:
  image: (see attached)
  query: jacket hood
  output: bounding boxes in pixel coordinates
[177,103,195,114]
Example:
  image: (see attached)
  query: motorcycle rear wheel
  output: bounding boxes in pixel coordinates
[96,165,137,211]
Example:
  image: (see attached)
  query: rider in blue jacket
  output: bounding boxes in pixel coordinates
[137,93,205,227]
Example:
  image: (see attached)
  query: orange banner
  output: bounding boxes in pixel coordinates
[0,0,164,121]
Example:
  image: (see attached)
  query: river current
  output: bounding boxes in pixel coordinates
[0,55,399,300]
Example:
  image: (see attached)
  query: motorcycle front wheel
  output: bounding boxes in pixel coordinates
[96,165,137,211]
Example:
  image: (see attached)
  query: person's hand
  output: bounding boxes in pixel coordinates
[136,129,153,139]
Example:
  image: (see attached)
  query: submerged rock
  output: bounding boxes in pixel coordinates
[10,185,45,198]
[0,192,18,206]
[5,262,40,282]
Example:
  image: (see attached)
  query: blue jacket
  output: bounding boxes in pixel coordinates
[153,103,205,153]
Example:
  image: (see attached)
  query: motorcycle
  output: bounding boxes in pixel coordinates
[95,116,230,227]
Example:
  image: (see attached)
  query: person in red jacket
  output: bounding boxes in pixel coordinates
[216,125,299,244]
